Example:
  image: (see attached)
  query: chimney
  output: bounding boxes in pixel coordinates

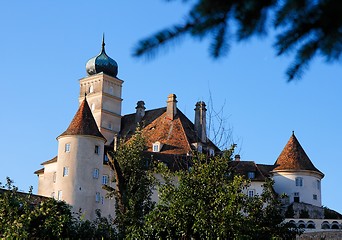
[194,101,207,143]
[135,101,145,122]
[166,94,177,120]
[234,154,241,161]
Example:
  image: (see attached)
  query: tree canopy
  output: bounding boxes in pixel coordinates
[136,149,299,239]
[133,0,342,81]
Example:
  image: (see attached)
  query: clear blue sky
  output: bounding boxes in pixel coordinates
[0,1,341,213]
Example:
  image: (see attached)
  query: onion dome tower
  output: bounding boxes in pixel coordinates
[79,35,124,143]
[86,35,118,78]
[272,132,324,207]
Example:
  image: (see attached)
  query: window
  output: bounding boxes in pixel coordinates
[209,148,215,156]
[198,145,202,153]
[153,144,159,152]
[89,85,94,93]
[294,192,300,203]
[102,175,109,185]
[93,168,99,179]
[247,172,255,179]
[65,143,71,152]
[91,103,95,111]
[248,189,255,198]
[63,167,69,177]
[108,122,112,130]
[109,86,114,95]
[95,145,99,155]
[317,180,320,190]
[53,172,56,183]
[313,194,317,200]
[95,192,100,203]
[295,177,303,187]
[57,190,62,200]
[101,196,104,204]
[104,154,109,163]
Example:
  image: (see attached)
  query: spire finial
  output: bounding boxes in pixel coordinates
[102,33,105,51]
[292,130,295,136]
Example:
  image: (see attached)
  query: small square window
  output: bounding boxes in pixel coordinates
[317,180,320,190]
[313,194,317,200]
[63,167,69,177]
[197,145,203,153]
[65,143,71,152]
[95,145,99,155]
[93,168,99,179]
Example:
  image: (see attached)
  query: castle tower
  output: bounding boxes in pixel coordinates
[55,97,106,220]
[79,35,123,143]
[271,132,324,207]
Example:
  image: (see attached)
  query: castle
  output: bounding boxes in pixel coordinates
[34,38,324,221]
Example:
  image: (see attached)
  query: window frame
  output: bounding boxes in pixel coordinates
[248,189,255,198]
[95,192,100,203]
[102,175,109,185]
[65,143,71,152]
[93,168,99,179]
[95,145,99,155]
[295,177,303,187]
[63,167,69,177]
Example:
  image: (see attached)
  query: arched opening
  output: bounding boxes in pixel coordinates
[331,221,340,229]
[321,221,330,229]
[307,221,315,229]
[298,220,305,229]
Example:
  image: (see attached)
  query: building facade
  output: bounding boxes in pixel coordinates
[35,39,324,220]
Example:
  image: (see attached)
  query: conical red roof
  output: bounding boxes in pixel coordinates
[58,98,105,141]
[274,132,323,176]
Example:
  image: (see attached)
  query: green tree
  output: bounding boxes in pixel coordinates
[0,177,117,239]
[137,150,298,239]
[133,0,342,81]
[104,130,156,239]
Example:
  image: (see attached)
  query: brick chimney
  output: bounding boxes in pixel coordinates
[135,101,145,122]
[234,154,241,161]
[194,101,207,143]
[166,94,177,120]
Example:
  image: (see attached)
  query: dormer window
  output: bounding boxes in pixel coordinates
[247,171,255,179]
[152,141,162,152]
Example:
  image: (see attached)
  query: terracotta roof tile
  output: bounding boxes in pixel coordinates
[119,108,219,156]
[58,98,105,141]
[273,133,323,176]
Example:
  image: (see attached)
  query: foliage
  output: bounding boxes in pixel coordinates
[136,148,298,239]
[323,206,342,219]
[0,177,116,239]
[105,130,156,239]
[133,0,342,81]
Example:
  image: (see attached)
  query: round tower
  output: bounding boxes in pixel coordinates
[271,132,324,207]
[55,97,106,220]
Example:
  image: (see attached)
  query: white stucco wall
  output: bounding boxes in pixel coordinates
[56,135,105,220]
[272,171,323,207]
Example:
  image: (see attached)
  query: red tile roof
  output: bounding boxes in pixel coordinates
[119,108,219,156]
[273,133,323,176]
[58,98,105,141]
